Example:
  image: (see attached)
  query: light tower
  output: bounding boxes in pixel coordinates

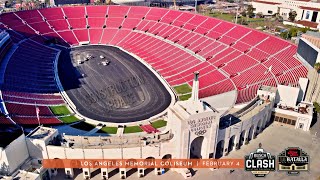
[194,0,197,13]
[191,71,199,102]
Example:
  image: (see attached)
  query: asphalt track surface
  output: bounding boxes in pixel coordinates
[58,45,172,123]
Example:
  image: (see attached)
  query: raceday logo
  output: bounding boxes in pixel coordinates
[278,147,309,175]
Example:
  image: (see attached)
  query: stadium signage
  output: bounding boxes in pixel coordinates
[245,143,276,177]
[278,147,309,175]
[187,116,214,136]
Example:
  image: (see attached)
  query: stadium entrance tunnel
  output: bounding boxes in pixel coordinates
[57,45,172,123]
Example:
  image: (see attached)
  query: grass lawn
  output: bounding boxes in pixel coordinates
[179,94,191,101]
[151,119,167,129]
[174,84,192,94]
[59,115,79,124]
[206,12,235,22]
[50,105,71,116]
[71,121,95,131]
[247,18,265,22]
[98,126,118,134]
[124,126,143,134]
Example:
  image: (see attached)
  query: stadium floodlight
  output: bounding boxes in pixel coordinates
[235,6,240,24]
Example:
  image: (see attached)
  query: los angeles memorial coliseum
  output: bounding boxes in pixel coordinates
[0,5,316,180]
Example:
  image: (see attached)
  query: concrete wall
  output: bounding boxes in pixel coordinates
[251,2,279,16]
[305,68,320,103]
[277,85,300,107]
[215,101,272,157]
[0,148,9,175]
[302,34,320,49]
[298,78,309,102]
[251,0,320,22]
[43,101,272,162]
[46,142,174,160]
[26,139,45,159]
[0,134,29,175]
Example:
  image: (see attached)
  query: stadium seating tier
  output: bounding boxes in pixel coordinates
[0,6,309,125]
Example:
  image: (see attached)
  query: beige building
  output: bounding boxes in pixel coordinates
[251,0,320,30]
[0,74,278,179]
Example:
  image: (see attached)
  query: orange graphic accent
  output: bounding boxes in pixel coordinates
[43,159,244,169]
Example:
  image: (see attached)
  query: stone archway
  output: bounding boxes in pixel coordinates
[215,140,224,159]
[247,125,254,143]
[239,130,246,148]
[228,135,236,153]
[144,157,155,176]
[126,159,138,178]
[257,119,263,134]
[190,136,207,159]
[162,154,172,173]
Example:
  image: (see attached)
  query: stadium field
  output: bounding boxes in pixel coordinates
[58,46,172,123]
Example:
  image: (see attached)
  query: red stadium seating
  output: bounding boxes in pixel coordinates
[86,6,107,17]
[0,116,13,125]
[6,103,53,116]
[140,124,159,133]
[62,6,85,19]
[89,29,102,44]
[11,116,61,125]
[39,8,64,20]
[0,5,309,122]
[88,18,105,28]
[15,10,43,24]
[73,29,89,42]
[67,18,87,29]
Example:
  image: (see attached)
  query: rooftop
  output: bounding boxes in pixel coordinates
[296,20,319,29]
[13,170,39,180]
[254,0,281,5]
[220,97,271,129]
[60,130,173,149]
[27,126,57,140]
[259,85,277,93]
[299,6,320,11]
[305,31,320,38]
[276,101,313,116]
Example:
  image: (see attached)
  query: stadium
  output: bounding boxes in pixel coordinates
[0,5,315,180]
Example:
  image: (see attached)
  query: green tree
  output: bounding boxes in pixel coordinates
[314,62,320,72]
[280,31,289,39]
[247,5,255,18]
[289,27,298,37]
[313,102,320,113]
[300,27,310,33]
[288,11,297,22]
[240,10,247,17]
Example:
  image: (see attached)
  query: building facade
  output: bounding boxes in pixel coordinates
[251,0,320,30]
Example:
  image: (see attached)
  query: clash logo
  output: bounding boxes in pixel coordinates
[278,147,309,175]
[245,143,276,177]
